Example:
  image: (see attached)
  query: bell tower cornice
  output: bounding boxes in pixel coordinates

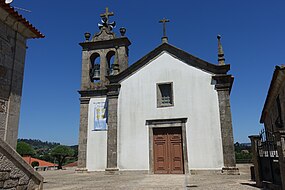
[79,37,131,51]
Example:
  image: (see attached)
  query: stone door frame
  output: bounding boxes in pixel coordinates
[146,118,189,174]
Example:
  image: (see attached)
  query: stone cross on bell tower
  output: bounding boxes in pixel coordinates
[99,7,116,31]
[100,7,114,21]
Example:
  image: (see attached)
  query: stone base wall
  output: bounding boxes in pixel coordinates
[0,138,43,190]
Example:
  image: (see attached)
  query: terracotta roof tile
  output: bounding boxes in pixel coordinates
[23,156,58,167]
[0,1,44,38]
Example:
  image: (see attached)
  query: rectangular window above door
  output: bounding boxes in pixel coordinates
[157,82,174,108]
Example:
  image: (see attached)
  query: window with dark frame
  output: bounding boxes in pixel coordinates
[157,83,173,107]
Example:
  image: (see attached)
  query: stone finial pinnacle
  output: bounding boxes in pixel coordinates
[120,27,126,36]
[84,32,91,42]
[217,35,225,65]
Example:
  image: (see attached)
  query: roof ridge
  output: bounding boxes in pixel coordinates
[108,43,230,83]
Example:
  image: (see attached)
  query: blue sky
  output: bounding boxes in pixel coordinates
[15,0,285,145]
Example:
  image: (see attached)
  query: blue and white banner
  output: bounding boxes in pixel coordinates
[94,101,107,130]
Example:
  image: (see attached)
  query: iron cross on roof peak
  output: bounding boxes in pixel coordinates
[159,18,170,37]
[100,7,114,21]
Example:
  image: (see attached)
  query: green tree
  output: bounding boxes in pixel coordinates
[31,161,39,168]
[40,153,54,163]
[16,141,35,156]
[51,145,74,169]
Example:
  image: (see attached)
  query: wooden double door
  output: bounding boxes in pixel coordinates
[153,127,184,174]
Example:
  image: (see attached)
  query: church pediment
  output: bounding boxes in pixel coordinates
[108,43,230,83]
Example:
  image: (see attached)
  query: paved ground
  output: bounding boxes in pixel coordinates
[39,164,261,190]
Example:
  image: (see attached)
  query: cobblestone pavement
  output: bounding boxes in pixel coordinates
[40,164,261,190]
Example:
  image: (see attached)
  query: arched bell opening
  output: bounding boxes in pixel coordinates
[106,51,116,75]
[90,53,101,82]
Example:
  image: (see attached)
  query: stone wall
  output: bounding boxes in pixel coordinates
[0,138,43,190]
[263,79,285,134]
[260,66,285,134]
[0,18,27,149]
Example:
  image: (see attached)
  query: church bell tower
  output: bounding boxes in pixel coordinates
[77,8,131,171]
[79,7,131,90]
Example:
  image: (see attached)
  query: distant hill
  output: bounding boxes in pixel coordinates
[18,138,60,150]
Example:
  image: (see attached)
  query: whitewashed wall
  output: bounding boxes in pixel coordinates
[86,97,107,171]
[118,52,224,171]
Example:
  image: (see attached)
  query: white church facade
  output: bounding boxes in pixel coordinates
[77,9,238,174]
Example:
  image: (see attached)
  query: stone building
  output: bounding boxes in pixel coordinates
[0,1,44,149]
[0,1,44,189]
[250,65,285,189]
[260,65,285,136]
[77,8,238,174]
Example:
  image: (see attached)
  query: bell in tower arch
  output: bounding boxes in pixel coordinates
[92,64,100,81]
[90,53,101,81]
